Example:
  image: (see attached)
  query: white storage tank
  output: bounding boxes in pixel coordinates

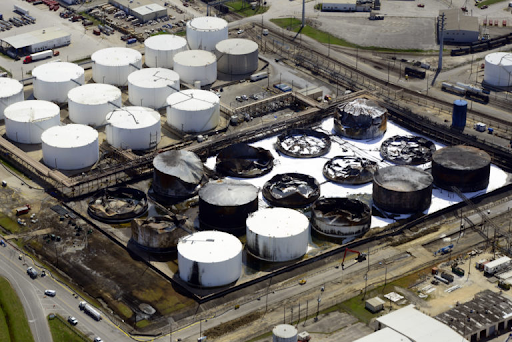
[246,208,309,262]
[128,68,180,109]
[0,78,24,120]
[166,89,220,133]
[41,124,99,170]
[173,50,217,86]
[106,106,161,150]
[4,100,60,144]
[144,34,188,68]
[67,84,122,126]
[272,324,298,342]
[215,38,259,75]
[186,17,228,52]
[484,52,512,87]
[32,62,85,103]
[178,230,242,287]
[91,47,142,86]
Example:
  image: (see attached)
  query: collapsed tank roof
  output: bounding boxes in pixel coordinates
[153,150,203,184]
[323,156,378,184]
[374,165,433,191]
[338,98,387,117]
[199,180,258,206]
[276,129,331,158]
[216,143,274,178]
[380,135,436,165]
[263,173,320,207]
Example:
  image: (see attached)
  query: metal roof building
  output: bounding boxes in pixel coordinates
[439,9,479,44]
[377,305,468,342]
[109,0,167,22]
[0,27,70,55]
[354,327,412,342]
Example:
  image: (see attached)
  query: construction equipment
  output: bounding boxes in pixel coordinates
[341,248,367,269]
[434,244,453,256]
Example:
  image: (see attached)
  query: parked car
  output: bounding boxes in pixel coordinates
[417,3,424,7]
[68,316,78,325]
[237,29,244,34]
[480,4,488,8]
[241,94,248,101]
[93,338,103,342]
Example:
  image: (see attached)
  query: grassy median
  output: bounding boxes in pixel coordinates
[0,276,35,342]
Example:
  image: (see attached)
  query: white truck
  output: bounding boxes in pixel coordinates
[14,5,29,16]
[79,301,102,321]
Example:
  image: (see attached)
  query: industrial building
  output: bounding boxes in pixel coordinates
[0,27,71,58]
[109,0,168,22]
[436,290,512,341]
[321,0,372,12]
[439,9,480,44]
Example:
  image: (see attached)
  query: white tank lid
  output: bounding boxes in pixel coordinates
[178,231,241,263]
[248,208,309,237]
[145,34,187,51]
[68,84,121,105]
[485,52,512,66]
[273,324,298,338]
[91,47,142,66]
[4,100,60,122]
[32,62,84,82]
[107,106,160,129]
[216,38,258,55]
[173,50,216,67]
[188,17,228,31]
[41,124,98,148]
[166,89,219,111]
[0,78,23,97]
[128,68,179,89]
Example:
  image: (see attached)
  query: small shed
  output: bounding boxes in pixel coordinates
[366,296,385,313]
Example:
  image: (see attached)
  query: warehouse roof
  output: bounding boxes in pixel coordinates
[133,3,166,15]
[439,8,479,32]
[436,290,512,337]
[354,327,412,342]
[378,305,468,342]
[322,0,358,4]
[1,27,70,49]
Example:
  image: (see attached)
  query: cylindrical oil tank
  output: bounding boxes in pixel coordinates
[144,34,188,68]
[166,89,220,133]
[199,179,258,234]
[106,107,161,150]
[67,84,122,126]
[173,50,217,86]
[372,165,433,214]
[216,143,274,178]
[91,47,142,86]
[246,208,309,262]
[178,230,242,287]
[311,198,371,239]
[131,215,192,251]
[4,100,60,144]
[432,145,491,192]
[334,98,387,140]
[0,78,24,120]
[215,38,258,75]
[186,17,228,52]
[32,62,85,103]
[451,100,467,130]
[152,150,204,199]
[128,68,180,109]
[484,52,512,87]
[272,324,298,342]
[41,124,99,170]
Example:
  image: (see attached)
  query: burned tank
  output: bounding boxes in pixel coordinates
[131,214,194,252]
[88,187,148,223]
[262,173,320,208]
[323,156,378,184]
[380,135,436,165]
[216,143,274,178]
[311,198,371,239]
[275,128,331,158]
[334,98,387,140]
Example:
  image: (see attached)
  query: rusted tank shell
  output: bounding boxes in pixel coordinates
[432,145,491,192]
[275,128,331,158]
[131,215,193,251]
[323,156,378,184]
[246,208,309,262]
[311,198,371,239]
[380,135,436,165]
[199,179,258,234]
[216,143,274,178]
[372,165,433,214]
[88,187,148,223]
[152,150,204,200]
[334,98,387,140]
[262,173,320,208]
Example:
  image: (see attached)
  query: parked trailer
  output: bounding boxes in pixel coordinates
[15,204,31,215]
[441,82,466,96]
[14,5,29,15]
[484,256,512,275]
[23,50,52,63]
[404,67,426,79]
[434,275,450,284]
[79,301,102,321]
[250,71,268,82]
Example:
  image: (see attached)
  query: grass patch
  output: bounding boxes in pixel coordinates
[0,306,10,342]
[112,301,133,319]
[71,57,92,64]
[227,0,269,16]
[477,0,506,7]
[270,18,426,52]
[175,30,186,36]
[0,65,11,77]
[0,214,22,234]
[48,314,88,342]
[79,12,101,26]
[135,319,149,329]
[0,277,35,342]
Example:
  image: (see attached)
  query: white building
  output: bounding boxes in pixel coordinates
[0,27,70,57]
[440,9,479,44]
[321,0,371,12]
[109,0,167,22]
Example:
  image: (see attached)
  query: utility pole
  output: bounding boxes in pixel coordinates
[437,13,446,78]
[303,300,308,327]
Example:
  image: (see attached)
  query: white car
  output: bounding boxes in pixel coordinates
[237,29,244,34]
[94,338,103,342]
[68,316,78,326]
[44,290,56,297]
